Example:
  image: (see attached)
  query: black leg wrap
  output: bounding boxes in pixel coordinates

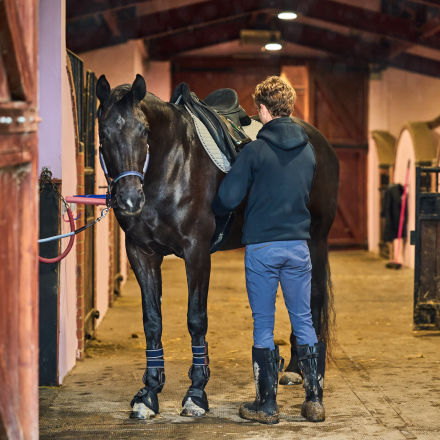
[285,334,302,375]
[284,352,301,375]
[182,343,210,413]
[131,348,165,417]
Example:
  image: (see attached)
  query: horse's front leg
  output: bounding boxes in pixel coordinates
[126,239,164,420]
[181,245,211,417]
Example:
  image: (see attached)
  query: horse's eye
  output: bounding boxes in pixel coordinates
[100,128,111,143]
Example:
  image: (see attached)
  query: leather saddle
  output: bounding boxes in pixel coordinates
[204,88,251,128]
[170,83,254,254]
[170,83,252,164]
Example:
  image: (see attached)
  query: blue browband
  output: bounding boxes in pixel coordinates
[99,144,150,189]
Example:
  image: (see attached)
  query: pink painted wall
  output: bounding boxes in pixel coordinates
[369,68,440,138]
[81,40,171,100]
[59,51,79,380]
[393,130,416,269]
[38,0,62,177]
[144,61,171,101]
[368,68,440,257]
[39,0,78,383]
[367,136,380,253]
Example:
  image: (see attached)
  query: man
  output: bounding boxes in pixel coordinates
[212,76,325,424]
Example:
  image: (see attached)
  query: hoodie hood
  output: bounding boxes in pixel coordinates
[257,116,309,150]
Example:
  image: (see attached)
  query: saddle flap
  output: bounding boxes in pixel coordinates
[171,82,238,164]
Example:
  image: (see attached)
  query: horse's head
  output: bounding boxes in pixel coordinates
[96,74,149,216]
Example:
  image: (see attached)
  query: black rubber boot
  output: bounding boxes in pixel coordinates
[239,346,282,424]
[297,342,326,422]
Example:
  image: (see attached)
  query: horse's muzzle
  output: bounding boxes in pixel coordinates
[115,185,145,215]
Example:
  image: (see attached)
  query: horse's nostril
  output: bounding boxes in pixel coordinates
[116,186,145,214]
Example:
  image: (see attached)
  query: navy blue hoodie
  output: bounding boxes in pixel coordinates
[212,117,316,244]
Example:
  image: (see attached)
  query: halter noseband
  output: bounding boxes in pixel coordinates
[99,144,150,192]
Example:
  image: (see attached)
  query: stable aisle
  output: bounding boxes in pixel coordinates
[40,250,440,439]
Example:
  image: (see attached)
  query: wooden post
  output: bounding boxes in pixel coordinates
[0,0,39,438]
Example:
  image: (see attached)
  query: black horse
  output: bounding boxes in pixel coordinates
[96,74,339,419]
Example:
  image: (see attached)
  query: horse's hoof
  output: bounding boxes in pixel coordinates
[279,371,302,385]
[180,397,206,417]
[130,402,156,420]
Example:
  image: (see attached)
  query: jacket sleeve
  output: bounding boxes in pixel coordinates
[212,144,255,216]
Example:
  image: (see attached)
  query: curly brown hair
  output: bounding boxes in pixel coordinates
[253,76,296,117]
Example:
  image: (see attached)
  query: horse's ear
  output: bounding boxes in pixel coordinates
[131,74,146,102]
[96,75,111,103]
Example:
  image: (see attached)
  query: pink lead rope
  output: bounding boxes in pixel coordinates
[394,160,411,265]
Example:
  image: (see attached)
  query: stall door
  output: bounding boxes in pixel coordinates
[309,63,368,248]
[0,0,39,438]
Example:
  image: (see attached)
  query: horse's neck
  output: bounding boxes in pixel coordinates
[143,93,191,147]
[143,93,175,128]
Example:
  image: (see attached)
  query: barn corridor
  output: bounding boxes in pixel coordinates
[39,250,440,439]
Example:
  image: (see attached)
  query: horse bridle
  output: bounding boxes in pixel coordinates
[99,144,150,205]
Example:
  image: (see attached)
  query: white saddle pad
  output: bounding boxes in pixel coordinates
[185,104,262,173]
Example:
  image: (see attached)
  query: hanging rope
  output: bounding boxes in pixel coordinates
[38,168,111,264]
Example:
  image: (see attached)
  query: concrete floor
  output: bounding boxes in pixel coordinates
[39,250,440,439]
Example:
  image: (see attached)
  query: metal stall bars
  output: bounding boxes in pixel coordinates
[67,50,99,343]
[412,166,440,330]
[83,70,99,339]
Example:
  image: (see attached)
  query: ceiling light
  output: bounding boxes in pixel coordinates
[264,41,283,51]
[277,11,298,20]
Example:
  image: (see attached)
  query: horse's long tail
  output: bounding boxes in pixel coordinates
[321,246,335,356]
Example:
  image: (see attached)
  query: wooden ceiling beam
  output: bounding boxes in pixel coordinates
[279,21,387,63]
[146,17,440,77]
[279,21,440,77]
[172,55,311,71]
[66,0,148,21]
[406,0,440,7]
[118,1,269,41]
[147,17,249,60]
[66,0,440,54]
[385,14,440,60]
[67,0,267,52]
[390,52,440,76]
[65,0,440,22]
